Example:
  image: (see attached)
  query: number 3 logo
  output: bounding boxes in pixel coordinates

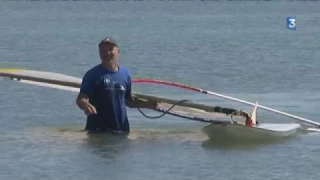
[286,16,296,30]
[288,18,296,28]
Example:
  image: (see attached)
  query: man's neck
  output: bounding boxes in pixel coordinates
[102,60,118,72]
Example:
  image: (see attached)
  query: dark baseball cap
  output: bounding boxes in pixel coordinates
[99,37,118,47]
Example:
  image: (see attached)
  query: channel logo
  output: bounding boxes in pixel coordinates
[286,16,296,30]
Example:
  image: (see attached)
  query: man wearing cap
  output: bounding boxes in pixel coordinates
[76,37,158,133]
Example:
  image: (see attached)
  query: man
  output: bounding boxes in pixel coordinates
[76,37,158,133]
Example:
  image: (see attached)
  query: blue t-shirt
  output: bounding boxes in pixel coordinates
[80,64,133,132]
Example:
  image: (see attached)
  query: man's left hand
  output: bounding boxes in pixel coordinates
[146,100,159,109]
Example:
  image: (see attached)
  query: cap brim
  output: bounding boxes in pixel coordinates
[99,41,117,47]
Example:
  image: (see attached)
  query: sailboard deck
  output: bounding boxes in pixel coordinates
[202,123,300,141]
[156,102,300,140]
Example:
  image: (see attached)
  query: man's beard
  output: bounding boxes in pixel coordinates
[103,56,117,63]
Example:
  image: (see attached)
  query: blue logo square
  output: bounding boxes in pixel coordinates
[286,16,296,30]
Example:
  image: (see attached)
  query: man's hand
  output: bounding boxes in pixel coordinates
[126,96,159,109]
[76,93,97,115]
[145,99,159,110]
[82,102,97,115]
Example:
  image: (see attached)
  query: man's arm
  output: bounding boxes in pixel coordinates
[125,73,158,109]
[76,70,97,115]
[76,93,89,110]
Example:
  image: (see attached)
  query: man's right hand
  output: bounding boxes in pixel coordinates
[83,103,97,115]
[76,93,97,115]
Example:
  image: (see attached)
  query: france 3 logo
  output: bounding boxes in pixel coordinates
[286,16,296,30]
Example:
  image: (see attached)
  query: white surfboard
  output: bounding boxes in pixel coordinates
[201,100,300,140]
[202,123,300,141]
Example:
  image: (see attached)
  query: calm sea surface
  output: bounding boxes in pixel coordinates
[1,1,320,180]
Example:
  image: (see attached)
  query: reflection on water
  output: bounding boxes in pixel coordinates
[201,135,297,151]
[18,124,305,155]
[82,131,134,160]
[127,127,208,142]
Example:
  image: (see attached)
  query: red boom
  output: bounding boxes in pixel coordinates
[132,78,204,93]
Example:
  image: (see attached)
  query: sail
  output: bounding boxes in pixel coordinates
[0,68,246,124]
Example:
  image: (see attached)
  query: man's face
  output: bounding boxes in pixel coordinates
[99,43,120,62]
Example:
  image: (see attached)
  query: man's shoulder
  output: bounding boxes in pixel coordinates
[81,64,104,83]
[118,65,130,75]
[84,64,103,76]
[119,65,129,71]
[87,64,103,73]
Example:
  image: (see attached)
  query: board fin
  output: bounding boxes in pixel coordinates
[251,101,258,124]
